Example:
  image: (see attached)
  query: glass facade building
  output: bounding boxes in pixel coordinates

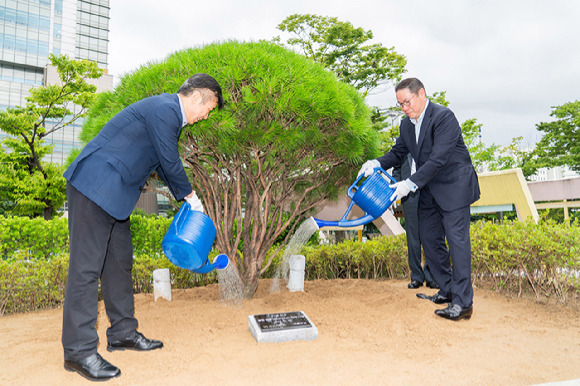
[0,0,112,164]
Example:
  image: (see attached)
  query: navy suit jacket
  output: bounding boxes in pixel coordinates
[377,101,480,211]
[64,93,193,220]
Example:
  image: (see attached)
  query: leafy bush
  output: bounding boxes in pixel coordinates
[130,213,172,256]
[0,252,221,316]
[1,215,578,315]
[0,213,171,260]
[0,253,69,315]
[0,215,69,259]
[132,253,220,293]
[471,219,580,304]
[301,235,409,280]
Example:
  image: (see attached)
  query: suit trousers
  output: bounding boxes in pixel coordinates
[62,183,138,361]
[418,186,473,308]
[402,190,434,284]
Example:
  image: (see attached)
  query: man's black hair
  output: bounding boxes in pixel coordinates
[395,78,425,95]
[178,73,224,109]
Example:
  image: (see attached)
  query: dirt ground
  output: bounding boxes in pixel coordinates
[1,278,579,385]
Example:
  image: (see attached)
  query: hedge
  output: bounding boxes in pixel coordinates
[0,252,221,316]
[0,216,69,259]
[0,213,171,260]
[302,235,409,280]
[470,220,580,303]
[0,215,578,315]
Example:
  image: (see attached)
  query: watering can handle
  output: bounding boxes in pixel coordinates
[347,173,366,199]
[339,200,357,222]
[172,201,191,232]
[381,169,397,184]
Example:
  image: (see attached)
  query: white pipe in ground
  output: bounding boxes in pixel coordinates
[287,255,305,292]
[153,268,172,301]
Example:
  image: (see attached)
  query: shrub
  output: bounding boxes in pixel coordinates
[0,213,171,260]
[471,219,580,304]
[0,253,220,316]
[130,214,172,256]
[132,253,220,293]
[1,215,578,315]
[0,216,69,259]
[0,253,68,315]
[302,235,408,280]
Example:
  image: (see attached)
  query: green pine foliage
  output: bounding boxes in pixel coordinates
[82,40,379,166]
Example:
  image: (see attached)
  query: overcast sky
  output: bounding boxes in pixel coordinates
[107,0,580,147]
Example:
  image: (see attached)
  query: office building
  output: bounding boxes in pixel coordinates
[0,0,113,164]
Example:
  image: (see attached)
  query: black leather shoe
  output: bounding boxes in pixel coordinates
[64,353,121,381]
[416,292,452,304]
[426,281,440,289]
[408,280,423,289]
[435,303,473,321]
[107,331,163,352]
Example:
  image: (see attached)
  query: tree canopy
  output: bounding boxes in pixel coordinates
[275,14,407,96]
[531,100,580,173]
[80,40,379,297]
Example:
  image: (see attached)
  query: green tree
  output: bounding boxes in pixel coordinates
[460,118,519,173]
[0,54,103,219]
[275,14,407,96]
[531,100,580,173]
[80,41,379,298]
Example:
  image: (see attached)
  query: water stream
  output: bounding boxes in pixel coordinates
[271,217,319,293]
[217,261,244,306]
[216,216,320,302]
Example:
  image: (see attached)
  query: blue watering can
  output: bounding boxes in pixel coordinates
[162,202,229,274]
[313,167,397,228]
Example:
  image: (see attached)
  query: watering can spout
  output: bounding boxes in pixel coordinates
[313,214,376,229]
[191,254,230,274]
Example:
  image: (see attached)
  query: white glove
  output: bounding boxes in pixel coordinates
[185,191,204,213]
[389,179,417,202]
[357,159,381,177]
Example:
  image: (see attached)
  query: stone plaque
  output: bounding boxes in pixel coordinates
[254,311,312,332]
[248,310,318,343]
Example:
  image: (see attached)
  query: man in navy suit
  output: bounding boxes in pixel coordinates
[359,78,480,321]
[62,73,223,381]
[392,153,438,290]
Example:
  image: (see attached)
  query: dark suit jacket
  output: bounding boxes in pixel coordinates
[391,153,413,203]
[377,101,480,211]
[64,93,193,220]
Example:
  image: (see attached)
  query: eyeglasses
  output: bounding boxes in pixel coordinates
[397,94,416,109]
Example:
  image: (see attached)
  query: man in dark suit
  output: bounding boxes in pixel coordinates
[62,73,223,381]
[359,78,480,321]
[392,153,438,290]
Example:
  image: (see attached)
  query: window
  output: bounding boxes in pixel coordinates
[54,0,63,14]
[53,23,62,38]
